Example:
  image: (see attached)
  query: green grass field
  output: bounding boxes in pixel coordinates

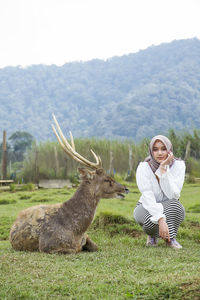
[0,183,200,300]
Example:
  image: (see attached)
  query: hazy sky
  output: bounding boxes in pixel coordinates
[0,0,199,68]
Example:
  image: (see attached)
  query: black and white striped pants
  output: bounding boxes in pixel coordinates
[133,199,185,239]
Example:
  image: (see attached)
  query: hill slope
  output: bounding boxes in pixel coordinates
[0,38,200,141]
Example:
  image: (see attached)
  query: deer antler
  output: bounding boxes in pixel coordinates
[52,114,102,169]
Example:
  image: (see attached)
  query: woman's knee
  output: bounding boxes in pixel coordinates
[173,201,185,217]
[133,205,146,226]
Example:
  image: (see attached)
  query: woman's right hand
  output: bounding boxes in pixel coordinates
[158,218,170,241]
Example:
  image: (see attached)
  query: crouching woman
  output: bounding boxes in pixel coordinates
[134,135,185,249]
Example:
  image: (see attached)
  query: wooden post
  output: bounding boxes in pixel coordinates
[128,143,133,173]
[2,131,7,180]
[54,145,59,177]
[35,150,39,183]
[109,149,113,175]
[184,141,191,161]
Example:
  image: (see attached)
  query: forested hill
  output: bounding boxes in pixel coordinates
[0,38,200,141]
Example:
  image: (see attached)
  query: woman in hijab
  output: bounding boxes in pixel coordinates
[133,135,185,249]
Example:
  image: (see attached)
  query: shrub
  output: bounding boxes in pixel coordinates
[186,157,200,177]
[186,174,196,184]
[22,183,35,191]
[30,195,55,203]
[93,212,133,228]
[0,199,17,205]
[124,170,136,182]
[69,173,79,186]
[9,183,16,192]
[19,194,32,200]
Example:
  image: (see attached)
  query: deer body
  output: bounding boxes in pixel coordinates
[10,115,128,254]
[10,168,128,254]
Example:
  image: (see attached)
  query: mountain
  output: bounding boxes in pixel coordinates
[0,38,200,142]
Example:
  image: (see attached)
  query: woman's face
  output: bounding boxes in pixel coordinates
[152,140,168,163]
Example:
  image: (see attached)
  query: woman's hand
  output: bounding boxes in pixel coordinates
[158,218,170,241]
[160,151,174,168]
[160,151,174,174]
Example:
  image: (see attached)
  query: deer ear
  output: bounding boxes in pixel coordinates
[78,168,94,180]
[96,168,105,176]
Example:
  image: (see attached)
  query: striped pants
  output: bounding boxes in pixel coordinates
[133,199,185,239]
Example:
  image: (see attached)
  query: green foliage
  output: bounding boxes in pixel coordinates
[188,204,200,213]
[19,194,32,200]
[16,129,200,182]
[0,217,15,240]
[0,39,200,142]
[186,157,200,177]
[0,199,17,205]
[8,131,34,162]
[68,172,79,185]
[9,183,16,192]
[30,194,56,202]
[186,174,196,184]
[1,38,200,181]
[21,183,35,191]
[95,211,133,226]
[20,139,142,182]
[124,170,136,182]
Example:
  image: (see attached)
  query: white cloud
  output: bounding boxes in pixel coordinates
[0,0,199,67]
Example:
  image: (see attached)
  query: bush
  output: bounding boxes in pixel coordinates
[22,183,35,191]
[69,173,79,186]
[9,184,16,192]
[124,170,135,182]
[19,194,32,200]
[186,157,200,177]
[0,199,17,205]
[186,174,196,184]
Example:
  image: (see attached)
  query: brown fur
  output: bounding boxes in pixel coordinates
[10,168,128,254]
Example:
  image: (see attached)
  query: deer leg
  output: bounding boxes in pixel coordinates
[82,234,98,252]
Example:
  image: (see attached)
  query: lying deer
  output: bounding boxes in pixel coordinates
[10,115,129,254]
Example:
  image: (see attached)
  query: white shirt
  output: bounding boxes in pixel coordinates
[136,160,185,224]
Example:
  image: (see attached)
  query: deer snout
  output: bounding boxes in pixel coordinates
[124,187,129,194]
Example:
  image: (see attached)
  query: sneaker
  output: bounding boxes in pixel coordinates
[166,238,182,249]
[146,235,158,247]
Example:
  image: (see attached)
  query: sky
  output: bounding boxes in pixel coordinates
[0,0,200,68]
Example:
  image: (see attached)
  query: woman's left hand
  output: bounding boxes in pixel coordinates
[160,151,174,168]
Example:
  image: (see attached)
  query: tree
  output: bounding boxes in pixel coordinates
[9,131,34,162]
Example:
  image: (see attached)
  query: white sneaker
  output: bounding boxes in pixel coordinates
[166,238,182,249]
[146,235,158,247]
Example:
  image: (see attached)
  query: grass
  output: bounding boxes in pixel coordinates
[0,183,200,299]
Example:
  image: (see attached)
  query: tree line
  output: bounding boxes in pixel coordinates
[1,129,200,183]
[0,38,200,142]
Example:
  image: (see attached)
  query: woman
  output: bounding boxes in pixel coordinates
[134,135,185,249]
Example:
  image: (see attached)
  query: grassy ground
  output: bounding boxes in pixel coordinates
[0,183,200,299]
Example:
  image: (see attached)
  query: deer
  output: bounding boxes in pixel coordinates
[9,115,129,254]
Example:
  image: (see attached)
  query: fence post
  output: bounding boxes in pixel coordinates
[1,131,7,180]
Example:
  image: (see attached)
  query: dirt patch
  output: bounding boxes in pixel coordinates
[180,280,200,299]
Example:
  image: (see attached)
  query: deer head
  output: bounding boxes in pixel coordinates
[78,167,128,199]
[52,114,129,199]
